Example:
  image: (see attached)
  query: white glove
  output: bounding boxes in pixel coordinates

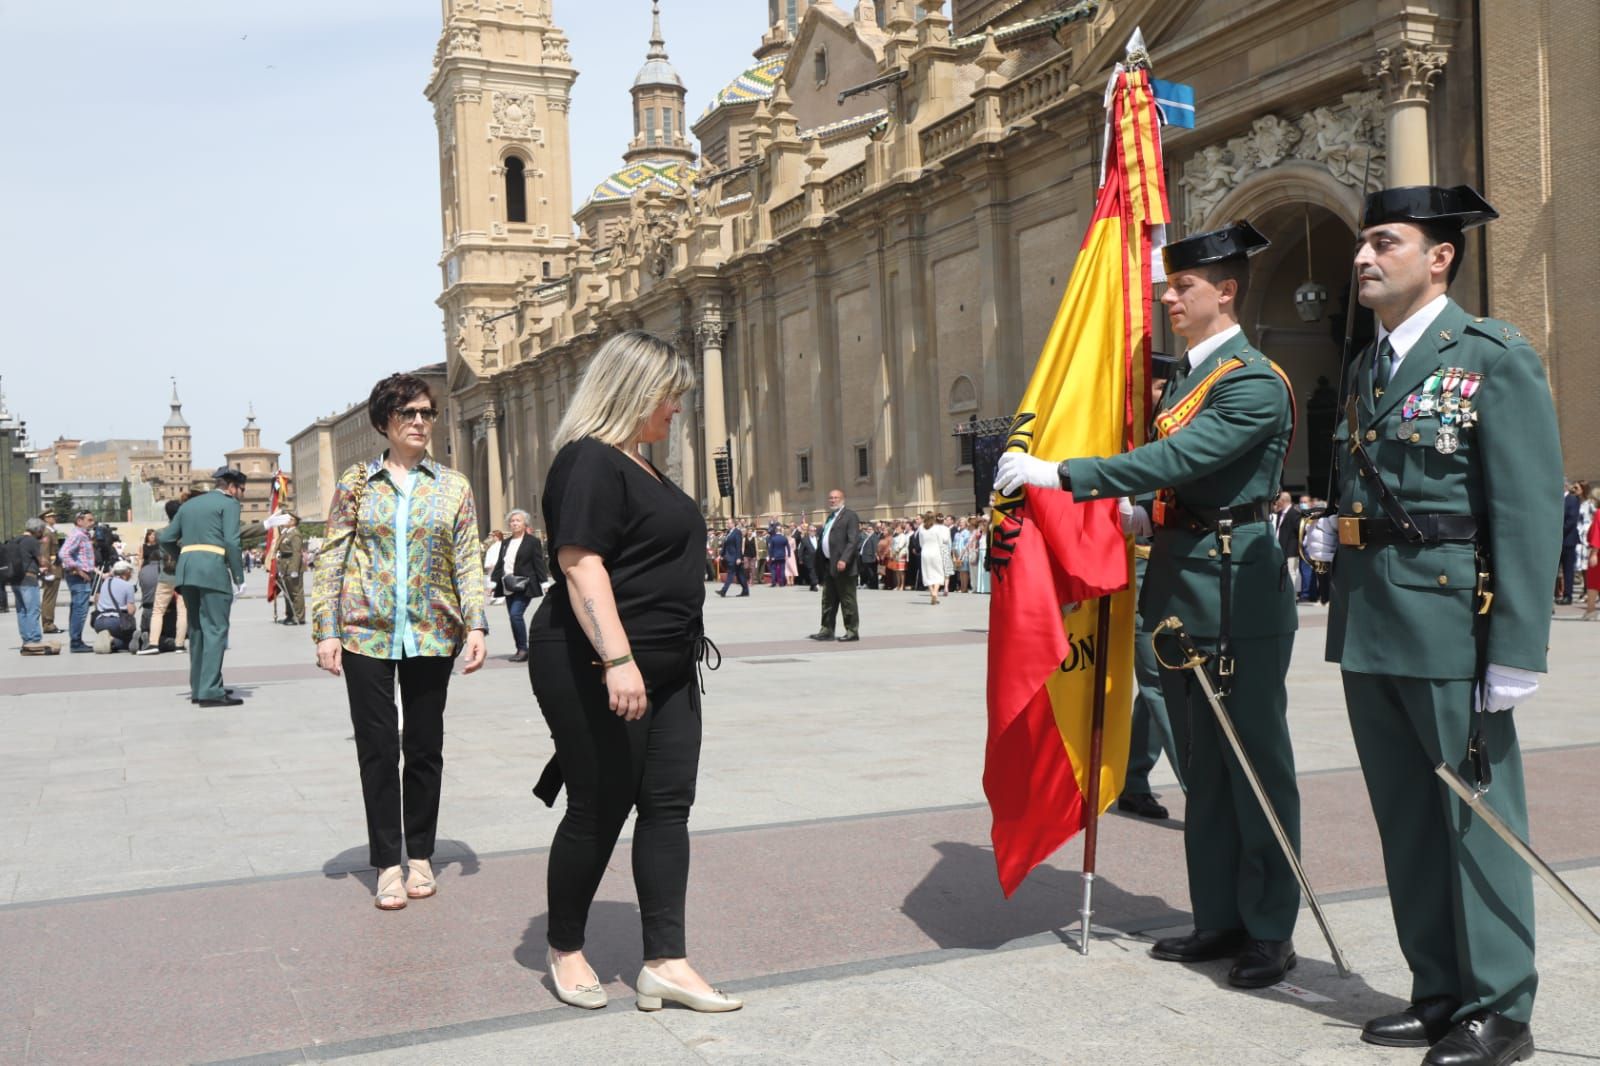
[1301,515,1337,563]
[1482,664,1540,712]
[234,582,247,596]
[994,453,1061,496]
[1119,498,1153,538]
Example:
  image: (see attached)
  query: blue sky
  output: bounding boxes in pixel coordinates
[0,0,768,466]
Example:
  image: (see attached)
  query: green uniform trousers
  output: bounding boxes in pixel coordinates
[1342,671,1537,1023]
[818,565,859,637]
[1161,633,1299,939]
[182,587,233,702]
[1125,623,1183,796]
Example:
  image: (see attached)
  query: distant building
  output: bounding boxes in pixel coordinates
[224,406,290,524]
[287,363,451,525]
[0,381,43,535]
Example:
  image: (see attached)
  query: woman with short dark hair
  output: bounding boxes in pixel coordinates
[311,372,489,911]
[530,330,739,1013]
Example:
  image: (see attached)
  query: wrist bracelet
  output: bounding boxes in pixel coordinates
[595,653,634,668]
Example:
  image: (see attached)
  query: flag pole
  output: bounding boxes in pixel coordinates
[1077,593,1114,954]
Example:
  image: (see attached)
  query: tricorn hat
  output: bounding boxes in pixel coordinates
[1162,220,1271,274]
[213,466,248,486]
[1361,185,1498,231]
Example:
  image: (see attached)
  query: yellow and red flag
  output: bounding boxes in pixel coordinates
[984,60,1170,896]
[263,470,292,603]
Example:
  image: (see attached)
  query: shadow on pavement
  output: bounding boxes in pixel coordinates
[1184,941,1410,1030]
[319,838,483,880]
[515,901,645,988]
[901,840,1186,950]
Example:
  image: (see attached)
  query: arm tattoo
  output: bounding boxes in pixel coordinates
[582,596,606,658]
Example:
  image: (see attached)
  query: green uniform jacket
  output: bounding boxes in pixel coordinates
[158,490,245,593]
[276,528,304,577]
[1326,298,1563,677]
[1067,331,1296,640]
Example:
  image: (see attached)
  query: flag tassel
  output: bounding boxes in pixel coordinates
[1076,594,1114,954]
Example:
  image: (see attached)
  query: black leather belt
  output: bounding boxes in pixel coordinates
[1155,500,1273,535]
[1336,513,1479,548]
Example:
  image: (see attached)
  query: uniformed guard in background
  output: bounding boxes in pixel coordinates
[996,221,1302,989]
[274,513,305,625]
[159,467,247,708]
[1303,186,1561,1066]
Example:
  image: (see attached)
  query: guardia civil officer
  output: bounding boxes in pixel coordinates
[996,221,1301,988]
[159,467,247,707]
[1303,187,1560,1066]
[274,513,305,625]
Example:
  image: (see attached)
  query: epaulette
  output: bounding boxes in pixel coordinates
[1464,315,1527,348]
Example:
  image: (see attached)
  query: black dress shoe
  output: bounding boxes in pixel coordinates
[192,688,236,703]
[1362,996,1461,1047]
[807,631,835,641]
[1424,1012,1533,1066]
[838,633,860,642]
[1227,938,1295,988]
[1117,792,1168,819]
[198,696,245,708]
[715,589,727,597]
[510,650,528,663]
[1150,928,1247,962]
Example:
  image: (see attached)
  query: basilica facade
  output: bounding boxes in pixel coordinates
[427,0,1596,531]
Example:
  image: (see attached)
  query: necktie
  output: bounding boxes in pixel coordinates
[1373,337,1395,392]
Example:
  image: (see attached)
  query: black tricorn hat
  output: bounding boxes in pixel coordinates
[1162,220,1271,274]
[1361,185,1498,230]
[213,466,248,486]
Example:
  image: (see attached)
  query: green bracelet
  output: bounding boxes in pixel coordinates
[598,653,634,668]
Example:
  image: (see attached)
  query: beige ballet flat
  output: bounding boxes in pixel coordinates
[635,966,743,1013]
[548,948,607,1010]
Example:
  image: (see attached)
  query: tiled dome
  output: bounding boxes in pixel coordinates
[699,53,788,120]
[587,158,699,204]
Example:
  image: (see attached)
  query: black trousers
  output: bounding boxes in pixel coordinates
[532,638,701,959]
[342,651,455,868]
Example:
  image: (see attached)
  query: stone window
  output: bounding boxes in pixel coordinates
[645,108,656,146]
[947,374,978,414]
[814,47,828,87]
[853,441,871,482]
[797,449,812,488]
[504,156,527,223]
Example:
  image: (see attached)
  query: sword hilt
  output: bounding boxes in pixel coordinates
[1151,615,1209,671]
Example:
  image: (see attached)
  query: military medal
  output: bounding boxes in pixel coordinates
[1458,373,1481,427]
[1435,425,1459,454]
[1398,419,1416,440]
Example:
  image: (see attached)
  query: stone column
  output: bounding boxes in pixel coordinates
[481,406,506,531]
[697,313,729,521]
[1368,44,1447,186]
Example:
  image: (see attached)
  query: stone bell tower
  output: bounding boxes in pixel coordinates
[425,0,579,378]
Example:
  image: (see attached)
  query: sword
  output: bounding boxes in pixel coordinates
[1152,616,1353,977]
[1434,762,1600,937]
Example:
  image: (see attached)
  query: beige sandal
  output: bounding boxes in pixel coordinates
[405,858,436,900]
[374,865,407,910]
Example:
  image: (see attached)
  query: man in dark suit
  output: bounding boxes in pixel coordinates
[859,523,880,589]
[1271,491,1304,602]
[716,521,748,597]
[1558,482,1581,605]
[794,523,816,590]
[808,489,861,642]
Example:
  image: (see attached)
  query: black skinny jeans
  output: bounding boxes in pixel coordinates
[343,651,455,869]
[531,638,702,959]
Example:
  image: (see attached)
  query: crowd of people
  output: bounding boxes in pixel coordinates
[705,511,992,598]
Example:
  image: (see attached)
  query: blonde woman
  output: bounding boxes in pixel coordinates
[528,331,740,1014]
[311,372,488,912]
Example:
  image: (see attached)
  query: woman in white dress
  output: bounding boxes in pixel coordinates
[917,512,951,605]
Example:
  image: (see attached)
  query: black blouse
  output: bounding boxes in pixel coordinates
[530,437,707,650]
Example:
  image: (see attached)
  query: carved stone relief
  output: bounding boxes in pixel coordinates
[490,92,543,141]
[1367,46,1447,105]
[1177,91,1386,229]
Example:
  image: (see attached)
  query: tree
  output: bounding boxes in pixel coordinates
[49,489,74,517]
[118,477,132,517]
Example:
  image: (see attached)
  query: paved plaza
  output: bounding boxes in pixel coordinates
[2,572,1597,1064]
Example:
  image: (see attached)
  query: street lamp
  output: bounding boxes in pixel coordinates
[1293,210,1328,323]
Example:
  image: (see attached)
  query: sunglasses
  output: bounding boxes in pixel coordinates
[393,406,440,424]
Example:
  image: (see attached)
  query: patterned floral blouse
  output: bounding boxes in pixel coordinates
[310,454,488,659]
